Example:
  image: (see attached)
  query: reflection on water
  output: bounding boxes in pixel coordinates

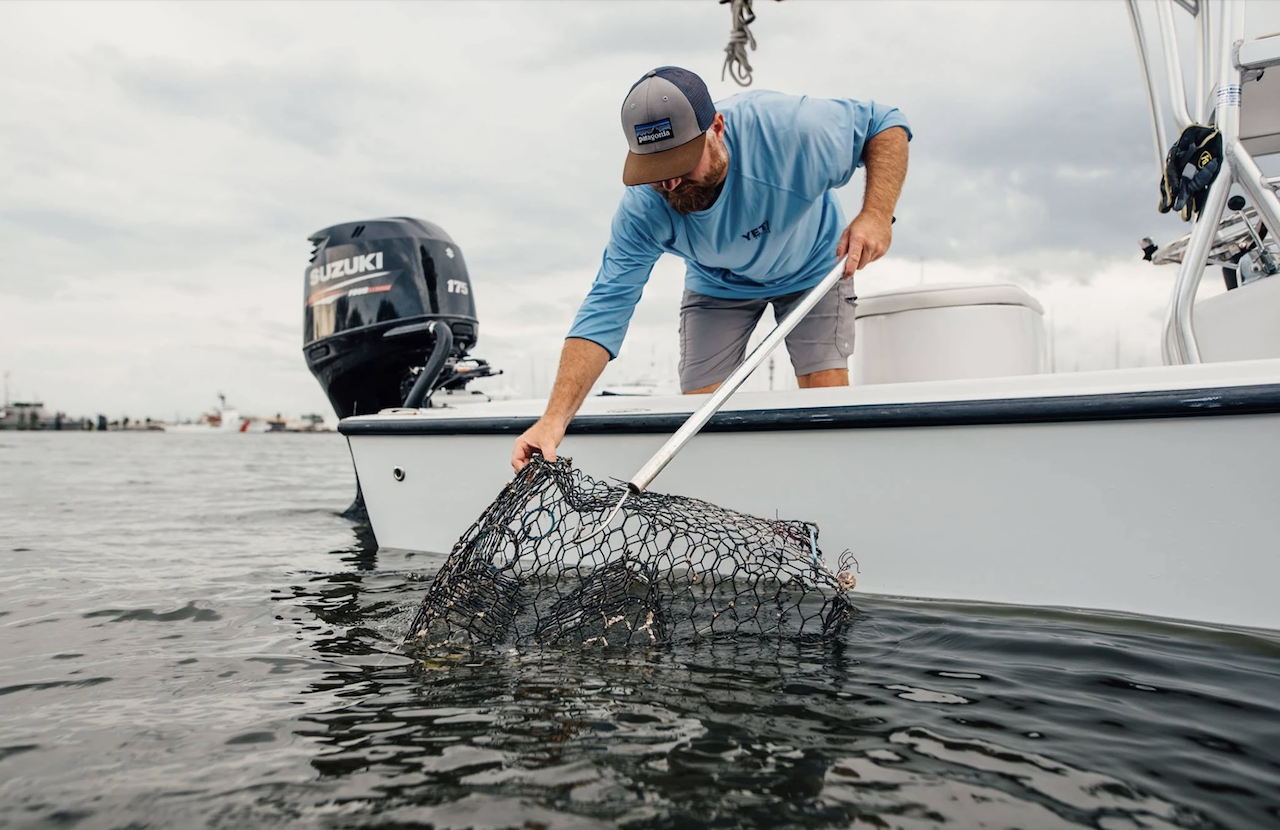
[2,434,1280,829]
[291,535,1280,829]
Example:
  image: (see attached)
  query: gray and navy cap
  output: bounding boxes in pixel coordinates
[620,66,716,186]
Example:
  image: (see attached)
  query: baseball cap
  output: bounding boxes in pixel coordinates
[620,66,716,186]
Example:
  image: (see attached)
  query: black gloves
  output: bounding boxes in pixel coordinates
[1159,124,1223,221]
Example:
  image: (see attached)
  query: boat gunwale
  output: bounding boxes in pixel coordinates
[338,381,1280,435]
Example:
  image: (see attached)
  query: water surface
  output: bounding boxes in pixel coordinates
[2,433,1278,829]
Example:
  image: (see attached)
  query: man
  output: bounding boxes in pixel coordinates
[512,66,910,472]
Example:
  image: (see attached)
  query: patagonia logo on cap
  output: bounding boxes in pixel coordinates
[634,118,674,146]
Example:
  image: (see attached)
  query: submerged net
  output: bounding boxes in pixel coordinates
[406,456,857,652]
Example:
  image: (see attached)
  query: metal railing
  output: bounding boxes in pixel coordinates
[1126,0,1280,364]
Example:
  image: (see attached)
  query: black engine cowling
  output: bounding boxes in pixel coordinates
[303,217,495,419]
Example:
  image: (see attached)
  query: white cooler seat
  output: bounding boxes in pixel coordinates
[852,282,1048,384]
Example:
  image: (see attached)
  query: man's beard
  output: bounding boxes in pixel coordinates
[654,141,728,215]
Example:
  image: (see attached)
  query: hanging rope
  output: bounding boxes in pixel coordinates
[721,0,758,87]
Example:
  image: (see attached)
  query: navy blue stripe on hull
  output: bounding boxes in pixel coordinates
[338,383,1280,436]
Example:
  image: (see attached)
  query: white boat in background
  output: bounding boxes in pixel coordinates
[166,394,269,433]
[265,413,339,432]
[335,0,1280,631]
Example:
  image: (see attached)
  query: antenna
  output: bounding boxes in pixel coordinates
[3,371,8,407]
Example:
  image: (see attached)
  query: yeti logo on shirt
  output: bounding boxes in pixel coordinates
[741,220,770,241]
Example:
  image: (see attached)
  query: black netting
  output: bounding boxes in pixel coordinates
[405,456,857,652]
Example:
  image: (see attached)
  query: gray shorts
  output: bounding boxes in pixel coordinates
[678,277,857,392]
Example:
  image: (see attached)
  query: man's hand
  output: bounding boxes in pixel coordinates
[836,212,893,277]
[510,338,611,473]
[512,417,566,472]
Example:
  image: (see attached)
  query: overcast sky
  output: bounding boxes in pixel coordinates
[3,0,1279,420]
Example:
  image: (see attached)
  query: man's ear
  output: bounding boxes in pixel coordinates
[711,112,725,137]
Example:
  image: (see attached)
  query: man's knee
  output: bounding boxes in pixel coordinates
[797,368,849,388]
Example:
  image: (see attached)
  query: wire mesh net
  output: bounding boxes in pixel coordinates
[406,456,857,652]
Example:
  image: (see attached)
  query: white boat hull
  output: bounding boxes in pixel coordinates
[341,361,1280,632]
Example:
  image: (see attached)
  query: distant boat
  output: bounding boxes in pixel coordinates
[265,413,338,433]
[0,401,50,430]
[165,394,267,434]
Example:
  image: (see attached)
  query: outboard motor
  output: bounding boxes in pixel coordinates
[303,217,499,420]
[303,218,500,524]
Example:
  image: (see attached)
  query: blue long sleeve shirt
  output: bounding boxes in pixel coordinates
[567,90,912,358]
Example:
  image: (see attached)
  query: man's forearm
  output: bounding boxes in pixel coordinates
[541,337,611,428]
[861,126,909,220]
